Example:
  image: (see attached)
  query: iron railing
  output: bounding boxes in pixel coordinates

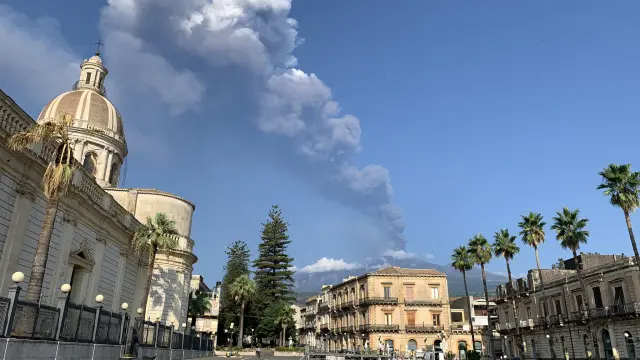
[10,300,59,340]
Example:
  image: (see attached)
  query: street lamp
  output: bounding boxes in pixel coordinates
[95,294,104,304]
[11,272,24,284]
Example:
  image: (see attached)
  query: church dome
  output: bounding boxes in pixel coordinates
[36,52,125,143]
[37,90,124,141]
[35,51,128,189]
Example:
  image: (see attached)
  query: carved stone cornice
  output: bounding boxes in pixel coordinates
[62,212,78,225]
[15,182,36,201]
[96,231,107,245]
[120,247,129,258]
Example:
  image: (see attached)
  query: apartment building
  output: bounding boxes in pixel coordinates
[189,275,220,336]
[494,253,640,360]
[302,266,479,355]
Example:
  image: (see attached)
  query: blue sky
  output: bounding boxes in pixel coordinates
[1,0,640,283]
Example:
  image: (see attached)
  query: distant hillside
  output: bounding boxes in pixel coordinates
[294,256,506,297]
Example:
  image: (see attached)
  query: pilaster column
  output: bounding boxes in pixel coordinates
[111,248,128,311]
[48,212,77,303]
[99,148,109,180]
[104,150,114,181]
[0,182,35,295]
[608,323,620,359]
[88,232,106,301]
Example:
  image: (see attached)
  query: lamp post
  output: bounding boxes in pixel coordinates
[56,283,71,340]
[181,323,187,350]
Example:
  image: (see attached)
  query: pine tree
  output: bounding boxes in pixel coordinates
[218,240,251,334]
[254,205,295,306]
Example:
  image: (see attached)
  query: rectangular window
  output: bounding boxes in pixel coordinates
[614,286,625,306]
[592,286,603,308]
[405,286,415,301]
[384,313,392,325]
[85,72,92,84]
[431,287,439,299]
[526,306,531,319]
[384,286,391,298]
[432,313,441,326]
[575,294,584,311]
[406,312,415,326]
[555,299,562,315]
[361,312,367,325]
[542,302,548,317]
[451,312,463,322]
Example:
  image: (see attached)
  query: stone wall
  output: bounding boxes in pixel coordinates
[0,338,215,360]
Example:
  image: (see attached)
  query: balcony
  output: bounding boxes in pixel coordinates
[341,326,355,333]
[404,299,443,306]
[318,303,329,312]
[340,301,354,309]
[359,297,398,306]
[359,324,400,332]
[320,324,329,330]
[548,314,564,326]
[405,325,443,333]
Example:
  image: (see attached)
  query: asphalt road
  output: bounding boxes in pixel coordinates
[206,350,305,360]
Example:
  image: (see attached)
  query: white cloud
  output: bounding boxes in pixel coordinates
[383,249,416,260]
[298,258,361,274]
[382,249,435,261]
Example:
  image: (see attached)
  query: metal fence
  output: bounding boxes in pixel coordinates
[59,302,96,342]
[9,300,59,340]
[0,285,213,350]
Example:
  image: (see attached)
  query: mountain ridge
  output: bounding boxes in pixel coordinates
[293,256,507,298]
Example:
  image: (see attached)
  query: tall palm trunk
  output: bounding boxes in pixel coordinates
[533,246,548,316]
[140,245,158,320]
[623,210,640,271]
[506,258,522,358]
[573,249,593,352]
[238,299,246,347]
[462,270,476,348]
[25,199,59,302]
[283,324,288,346]
[480,263,492,357]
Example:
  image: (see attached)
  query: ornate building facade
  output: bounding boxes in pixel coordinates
[0,51,198,326]
[494,253,640,360]
[299,267,481,357]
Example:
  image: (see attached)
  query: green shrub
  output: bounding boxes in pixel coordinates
[467,351,481,360]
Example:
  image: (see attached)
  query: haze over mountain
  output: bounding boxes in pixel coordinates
[293,255,508,297]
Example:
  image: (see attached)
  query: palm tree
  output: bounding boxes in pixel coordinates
[274,302,295,346]
[551,207,593,347]
[597,164,640,270]
[451,246,476,348]
[492,229,521,357]
[467,234,493,357]
[7,113,76,302]
[229,274,256,347]
[518,212,549,317]
[132,212,179,317]
[188,290,213,329]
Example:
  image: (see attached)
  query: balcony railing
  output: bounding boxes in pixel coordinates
[404,299,443,306]
[72,80,107,96]
[359,297,398,305]
[405,325,443,332]
[340,301,354,309]
[359,324,400,332]
[320,324,329,330]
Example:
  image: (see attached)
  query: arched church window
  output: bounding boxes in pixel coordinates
[83,152,97,175]
[109,162,120,186]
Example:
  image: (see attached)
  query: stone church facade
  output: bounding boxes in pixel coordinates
[0,51,198,326]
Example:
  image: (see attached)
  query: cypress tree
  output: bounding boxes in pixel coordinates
[218,240,251,334]
[253,205,295,307]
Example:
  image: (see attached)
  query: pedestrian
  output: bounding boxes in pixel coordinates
[256,345,261,358]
